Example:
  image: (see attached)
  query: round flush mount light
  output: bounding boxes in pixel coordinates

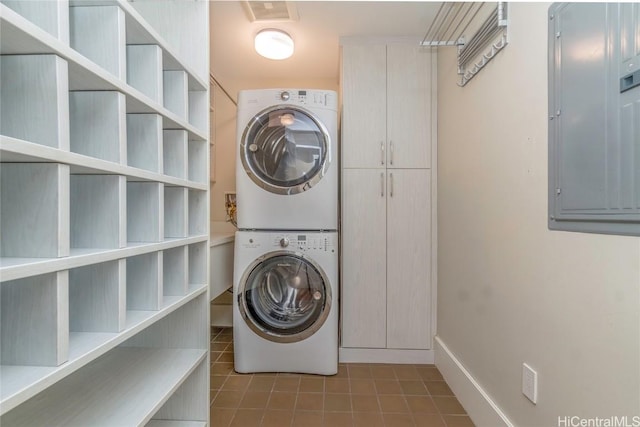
[254,29,294,60]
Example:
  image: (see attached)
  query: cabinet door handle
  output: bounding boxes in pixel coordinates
[381,172,384,197]
[389,172,394,198]
[390,140,394,166]
[380,141,385,165]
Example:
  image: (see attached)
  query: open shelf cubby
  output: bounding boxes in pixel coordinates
[0,163,69,258]
[69,4,126,80]
[1,271,68,367]
[164,186,188,239]
[69,91,126,163]
[127,181,163,243]
[188,140,208,183]
[126,251,162,311]
[163,70,188,120]
[163,246,188,297]
[163,130,188,179]
[69,260,126,333]
[127,113,163,173]
[188,90,207,133]
[70,174,126,250]
[1,0,69,42]
[127,44,163,104]
[188,242,207,288]
[188,190,207,237]
[0,54,69,150]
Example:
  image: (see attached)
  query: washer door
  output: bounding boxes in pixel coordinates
[238,251,332,343]
[240,106,330,195]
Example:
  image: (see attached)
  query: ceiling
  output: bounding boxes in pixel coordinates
[209,1,443,90]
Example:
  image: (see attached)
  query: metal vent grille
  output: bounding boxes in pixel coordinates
[243,1,299,22]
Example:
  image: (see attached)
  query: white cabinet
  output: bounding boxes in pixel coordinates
[342,43,433,169]
[342,169,432,350]
[341,169,387,348]
[0,1,210,424]
[341,41,435,359]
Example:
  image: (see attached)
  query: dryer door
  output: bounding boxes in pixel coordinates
[240,106,330,195]
[238,252,332,343]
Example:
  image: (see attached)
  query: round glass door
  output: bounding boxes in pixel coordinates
[240,106,330,195]
[238,252,332,343]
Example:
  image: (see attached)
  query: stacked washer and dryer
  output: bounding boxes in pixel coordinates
[233,89,339,375]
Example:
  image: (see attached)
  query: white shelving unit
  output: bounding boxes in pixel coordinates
[0,0,210,424]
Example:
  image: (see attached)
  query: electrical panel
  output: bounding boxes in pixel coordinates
[548,3,640,235]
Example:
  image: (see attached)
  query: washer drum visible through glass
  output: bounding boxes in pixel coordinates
[237,251,332,343]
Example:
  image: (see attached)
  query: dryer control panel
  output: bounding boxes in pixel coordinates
[276,89,337,109]
[272,233,336,253]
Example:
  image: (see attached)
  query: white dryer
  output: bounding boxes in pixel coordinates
[233,230,338,375]
[235,89,338,231]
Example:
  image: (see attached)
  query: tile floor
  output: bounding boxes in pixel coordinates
[210,327,475,427]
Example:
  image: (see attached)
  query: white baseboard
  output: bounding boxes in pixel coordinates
[339,347,434,364]
[435,336,513,427]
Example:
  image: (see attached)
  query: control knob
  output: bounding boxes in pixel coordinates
[279,237,289,248]
[280,91,290,101]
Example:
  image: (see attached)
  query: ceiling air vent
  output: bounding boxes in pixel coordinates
[242,1,299,22]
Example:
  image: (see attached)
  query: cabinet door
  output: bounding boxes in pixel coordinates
[387,45,432,169]
[341,168,387,348]
[342,44,387,169]
[386,169,431,349]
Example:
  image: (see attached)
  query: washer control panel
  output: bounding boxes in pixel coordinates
[271,233,336,253]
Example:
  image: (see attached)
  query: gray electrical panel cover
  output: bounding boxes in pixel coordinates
[548,3,640,236]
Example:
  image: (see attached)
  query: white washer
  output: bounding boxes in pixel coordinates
[235,89,338,231]
[233,230,338,375]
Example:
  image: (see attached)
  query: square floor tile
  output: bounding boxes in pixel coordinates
[292,410,323,427]
[267,392,297,411]
[425,381,454,396]
[262,409,293,427]
[296,392,324,411]
[239,391,270,409]
[378,395,410,413]
[324,393,352,412]
[432,397,466,415]
[353,411,385,427]
[230,408,263,426]
[324,411,354,427]
[352,394,380,412]
[405,395,438,413]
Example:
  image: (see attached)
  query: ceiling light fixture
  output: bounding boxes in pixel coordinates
[254,29,294,60]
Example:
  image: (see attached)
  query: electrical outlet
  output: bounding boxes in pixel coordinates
[522,363,538,404]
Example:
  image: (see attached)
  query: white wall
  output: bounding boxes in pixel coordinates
[209,77,338,225]
[437,3,640,426]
